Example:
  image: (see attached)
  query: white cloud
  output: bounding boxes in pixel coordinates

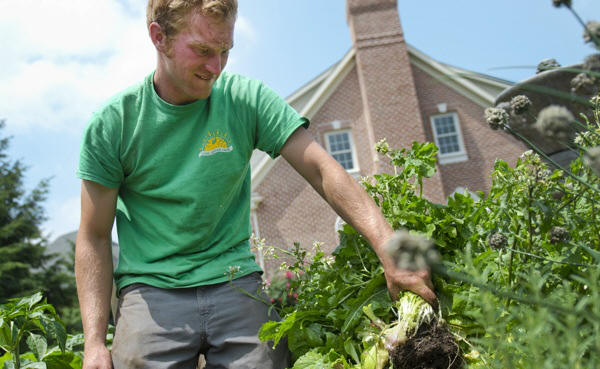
[0,1,259,135]
[0,0,155,134]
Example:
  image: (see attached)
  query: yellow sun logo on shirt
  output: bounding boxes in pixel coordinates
[199,130,233,157]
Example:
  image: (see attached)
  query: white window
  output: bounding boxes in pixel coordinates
[324,130,358,172]
[430,112,468,164]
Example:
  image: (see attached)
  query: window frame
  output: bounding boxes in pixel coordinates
[430,112,468,164]
[323,129,359,173]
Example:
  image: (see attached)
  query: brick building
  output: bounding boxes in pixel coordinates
[250,0,527,273]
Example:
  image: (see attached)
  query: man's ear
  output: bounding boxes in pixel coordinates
[149,22,169,53]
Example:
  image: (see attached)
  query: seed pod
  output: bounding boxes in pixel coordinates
[537,58,561,74]
[550,226,570,244]
[510,95,532,115]
[484,107,509,130]
[571,73,598,96]
[385,230,441,271]
[535,105,575,142]
[552,0,571,7]
[583,21,600,46]
[488,233,508,250]
[583,54,600,71]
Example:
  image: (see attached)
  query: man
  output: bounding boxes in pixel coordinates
[75,1,436,368]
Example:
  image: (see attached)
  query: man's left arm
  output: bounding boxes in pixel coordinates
[280,127,436,305]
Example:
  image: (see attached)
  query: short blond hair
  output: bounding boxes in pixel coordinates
[147,0,237,39]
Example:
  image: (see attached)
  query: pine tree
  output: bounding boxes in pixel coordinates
[0,119,80,330]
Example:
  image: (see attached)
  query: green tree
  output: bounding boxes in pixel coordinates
[0,120,80,332]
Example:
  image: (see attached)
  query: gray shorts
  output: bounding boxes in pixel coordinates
[111,272,289,369]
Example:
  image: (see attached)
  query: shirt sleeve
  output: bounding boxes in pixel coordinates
[76,112,124,188]
[254,82,309,159]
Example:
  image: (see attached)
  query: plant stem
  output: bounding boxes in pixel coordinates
[434,264,596,319]
[568,6,600,48]
[527,182,534,253]
[506,223,520,308]
[505,249,514,309]
[505,247,598,268]
[506,126,600,194]
[14,325,25,369]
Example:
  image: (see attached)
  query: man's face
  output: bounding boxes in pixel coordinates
[157,12,234,104]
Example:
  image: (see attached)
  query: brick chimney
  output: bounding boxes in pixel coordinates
[347,0,444,201]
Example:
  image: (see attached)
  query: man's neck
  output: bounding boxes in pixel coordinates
[153,67,198,106]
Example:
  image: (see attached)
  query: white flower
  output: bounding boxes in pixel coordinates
[227,265,241,275]
[520,150,534,159]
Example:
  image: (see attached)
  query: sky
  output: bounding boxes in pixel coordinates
[0,0,599,243]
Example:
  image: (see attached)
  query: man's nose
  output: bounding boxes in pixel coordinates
[205,54,222,75]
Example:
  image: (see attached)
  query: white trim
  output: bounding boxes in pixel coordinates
[286,65,334,103]
[324,129,360,173]
[251,211,264,270]
[407,45,497,108]
[301,49,356,119]
[444,64,513,89]
[430,112,468,165]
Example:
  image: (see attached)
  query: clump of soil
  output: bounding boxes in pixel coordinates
[389,321,463,369]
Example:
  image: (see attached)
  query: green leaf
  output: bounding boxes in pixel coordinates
[291,348,347,369]
[16,293,44,311]
[22,362,46,369]
[341,276,387,333]
[343,338,360,364]
[42,351,79,369]
[258,312,297,348]
[304,323,324,347]
[0,351,13,367]
[41,320,66,353]
[65,334,84,351]
[26,333,48,361]
[0,320,13,351]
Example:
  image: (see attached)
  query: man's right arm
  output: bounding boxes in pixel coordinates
[75,179,118,369]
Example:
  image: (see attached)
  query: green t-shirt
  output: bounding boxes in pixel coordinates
[77,71,308,293]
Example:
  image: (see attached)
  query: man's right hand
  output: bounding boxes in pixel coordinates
[83,344,113,369]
